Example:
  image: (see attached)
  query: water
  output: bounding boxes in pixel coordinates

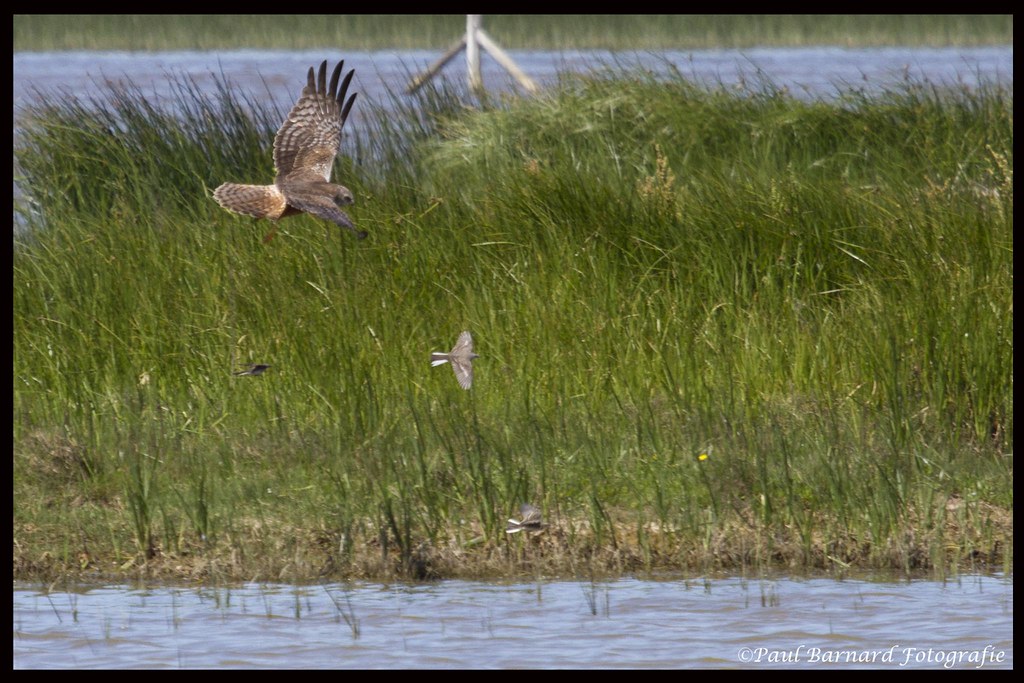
[13,575,1013,669]
[13,46,1013,118]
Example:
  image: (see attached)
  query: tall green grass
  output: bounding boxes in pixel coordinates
[13,14,1014,52]
[13,64,1012,581]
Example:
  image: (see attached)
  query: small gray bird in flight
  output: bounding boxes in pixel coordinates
[234,363,271,376]
[431,330,478,390]
[506,504,544,534]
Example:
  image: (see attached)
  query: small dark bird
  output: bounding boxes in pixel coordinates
[430,330,479,390]
[233,364,271,376]
[506,503,544,534]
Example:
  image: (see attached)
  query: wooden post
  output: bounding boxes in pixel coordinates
[405,36,467,94]
[476,28,538,94]
[466,14,482,94]
[407,15,538,95]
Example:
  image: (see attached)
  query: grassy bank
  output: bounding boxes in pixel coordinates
[13,65,1012,583]
[13,14,1014,52]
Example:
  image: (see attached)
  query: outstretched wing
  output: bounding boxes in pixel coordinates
[449,331,475,390]
[450,358,474,390]
[519,504,543,526]
[283,187,358,232]
[452,331,474,357]
[273,60,357,184]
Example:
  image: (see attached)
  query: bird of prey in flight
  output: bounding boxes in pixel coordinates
[213,59,366,242]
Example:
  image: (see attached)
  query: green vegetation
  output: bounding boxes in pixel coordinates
[13,64,1012,583]
[13,14,1013,52]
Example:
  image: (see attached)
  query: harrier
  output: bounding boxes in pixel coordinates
[213,59,366,242]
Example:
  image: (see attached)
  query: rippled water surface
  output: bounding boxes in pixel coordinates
[14,575,1012,669]
[13,46,1012,118]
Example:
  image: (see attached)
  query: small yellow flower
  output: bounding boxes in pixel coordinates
[698,453,709,462]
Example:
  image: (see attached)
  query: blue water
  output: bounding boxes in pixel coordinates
[13,575,1013,669]
[13,46,1012,117]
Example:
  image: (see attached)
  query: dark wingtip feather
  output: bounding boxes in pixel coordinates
[337,69,355,106]
[317,60,327,95]
[329,60,344,98]
[340,92,357,127]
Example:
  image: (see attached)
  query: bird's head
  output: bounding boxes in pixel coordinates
[334,186,354,206]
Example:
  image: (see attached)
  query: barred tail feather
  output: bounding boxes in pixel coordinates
[213,183,287,220]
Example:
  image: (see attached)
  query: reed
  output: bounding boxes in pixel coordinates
[13,14,1013,52]
[13,63,1012,582]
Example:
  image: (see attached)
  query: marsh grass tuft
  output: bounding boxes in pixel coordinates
[13,63,1012,582]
